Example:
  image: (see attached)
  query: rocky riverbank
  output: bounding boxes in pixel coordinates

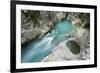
[42,28,90,62]
[21,10,90,61]
[21,10,67,45]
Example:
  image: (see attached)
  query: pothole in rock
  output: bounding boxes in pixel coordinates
[66,40,80,54]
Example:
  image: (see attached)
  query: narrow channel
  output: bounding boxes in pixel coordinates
[21,20,75,63]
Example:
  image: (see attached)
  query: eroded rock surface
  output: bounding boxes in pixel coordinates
[21,11,67,44]
[21,10,90,61]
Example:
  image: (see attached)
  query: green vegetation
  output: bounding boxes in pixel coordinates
[66,40,80,54]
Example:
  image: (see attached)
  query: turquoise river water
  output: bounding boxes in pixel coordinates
[21,20,75,63]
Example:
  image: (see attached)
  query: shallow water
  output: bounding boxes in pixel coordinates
[21,20,75,63]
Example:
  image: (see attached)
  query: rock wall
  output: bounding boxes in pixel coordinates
[21,10,67,45]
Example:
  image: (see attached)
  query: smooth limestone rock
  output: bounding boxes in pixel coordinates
[43,28,90,61]
[66,40,80,54]
[74,28,90,60]
[42,40,80,62]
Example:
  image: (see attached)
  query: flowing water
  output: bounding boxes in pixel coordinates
[21,20,75,63]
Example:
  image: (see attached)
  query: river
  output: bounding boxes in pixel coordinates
[21,20,75,63]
